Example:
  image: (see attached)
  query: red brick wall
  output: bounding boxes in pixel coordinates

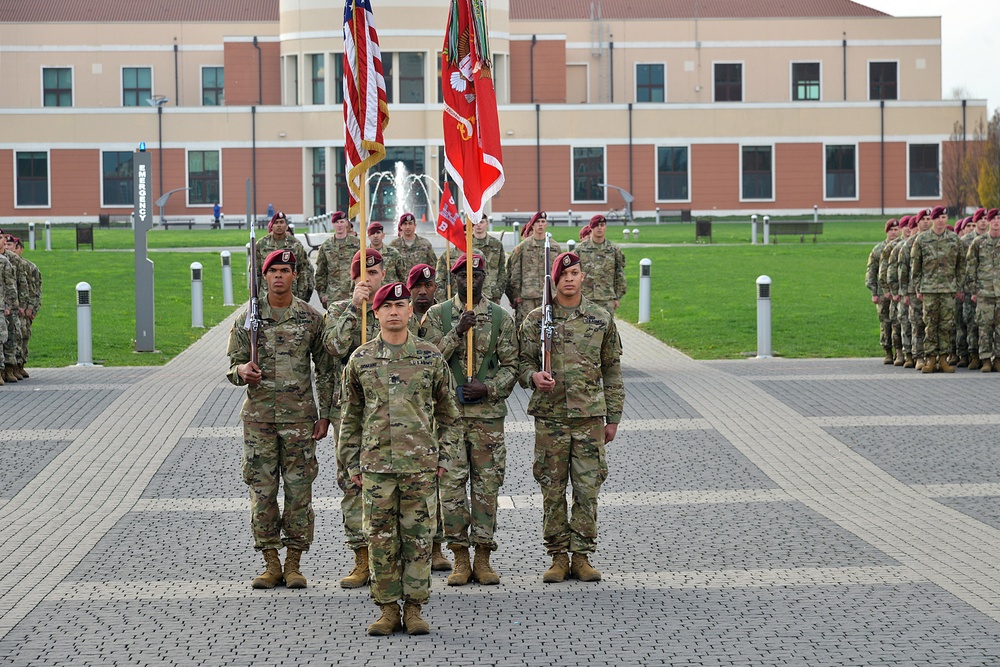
[225,41,282,106]
[221,148,302,217]
[510,40,566,104]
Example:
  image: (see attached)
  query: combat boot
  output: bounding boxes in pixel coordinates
[431,542,452,571]
[893,349,904,366]
[340,546,370,589]
[969,354,982,371]
[251,549,283,589]
[981,358,993,373]
[367,602,402,636]
[17,364,28,378]
[542,553,570,583]
[939,355,955,373]
[903,353,915,369]
[0,371,5,386]
[3,366,18,383]
[958,354,970,368]
[446,545,472,586]
[915,357,925,371]
[403,602,430,635]
[283,547,307,588]
[471,547,500,585]
[882,348,893,365]
[13,364,25,380]
[570,553,602,582]
[921,356,937,374]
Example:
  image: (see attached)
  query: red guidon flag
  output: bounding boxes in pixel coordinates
[343,0,389,219]
[436,182,467,253]
[441,0,504,222]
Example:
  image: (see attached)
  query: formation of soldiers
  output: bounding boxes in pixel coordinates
[867,205,1000,373]
[228,209,625,636]
[0,231,41,385]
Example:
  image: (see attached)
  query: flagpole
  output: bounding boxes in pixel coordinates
[445,244,452,300]
[359,169,368,344]
[465,214,474,382]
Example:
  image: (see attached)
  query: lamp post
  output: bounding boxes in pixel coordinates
[146,95,169,198]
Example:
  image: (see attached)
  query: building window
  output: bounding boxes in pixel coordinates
[311,54,325,105]
[657,147,689,201]
[869,61,897,100]
[16,152,49,207]
[636,64,665,103]
[103,151,134,206]
[909,144,940,198]
[202,67,224,106]
[573,147,605,203]
[714,63,742,102]
[437,51,444,104]
[825,145,856,199]
[188,151,220,205]
[382,52,394,103]
[333,147,350,213]
[122,67,152,107]
[42,67,72,107]
[399,52,424,103]
[334,55,345,105]
[792,62,820,101]
[741,146,772,200]
[312,148,326,216]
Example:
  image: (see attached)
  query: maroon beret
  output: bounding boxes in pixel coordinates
[912,209,926,225]
[899,215,910,227]
[884,219,899,233]
[262,249,296,274]
[397,211,416,233]
[406,263,435,289]
[351,248,383,280]
[955,219,966,234]
[973,208,986,223]
[522,211,547,238]
[551,251,581,283]
[372,282,410,310]
[367,221,384,234]
[267,211,287,232]
[589,214,607,225]
[989,209,1000,221]
[451,252,485,274]
[946,224,955,232]
[930,206,947,219]
[579,225,592,240]
[330,211,347,222]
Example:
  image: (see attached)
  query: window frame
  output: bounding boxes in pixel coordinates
[201,66,225,106]
[739,144,775,203]
[185,149,222,207]
[712,61,744,102]
[822,143,859,201]
[100,151,135,208]
[382,51,394,103]
[635,62,666,103]
[14,150,51,209]
[790,61,821,102]
[907,142,941,200]
[121,66,153,108]
[41,66,74,107]
[868,60,899,101]
[654,145,691,203]
[397,51,425,104]
[312,147,327,216]
[309,53,326,105]
[570,145,608,205]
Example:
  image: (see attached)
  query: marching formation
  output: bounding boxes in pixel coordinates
[227,210,625,635]
[0,231,41,386]
[867,205,1000,372]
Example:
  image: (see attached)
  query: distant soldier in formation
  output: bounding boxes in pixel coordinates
[887,216,912,367]
[316,211,360,308]
[867,219,899,364]
[579,224,592,242]
[877,219,903,365]
[900,211,931,369]
[256,211,314,303]
[390,212,436,277]
[966,210,1000,372]
[407,264,439,326]
[367,222,405,284]
[1,234,28,383]
[0,231,16,386]
[577,214,627,316]
[473,214,507,304]
[226,250,334,590]
[506,211,561,328]
[911,206,965,373]
[8,237,40,377]
[961,210,991,369]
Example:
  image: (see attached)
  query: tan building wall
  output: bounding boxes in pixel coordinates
[225,41,282,106]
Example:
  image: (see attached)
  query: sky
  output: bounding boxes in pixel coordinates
[861,0,1000,112]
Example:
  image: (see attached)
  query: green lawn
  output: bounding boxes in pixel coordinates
[7,227,252,251]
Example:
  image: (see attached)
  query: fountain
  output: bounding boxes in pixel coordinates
[366,162,442,236]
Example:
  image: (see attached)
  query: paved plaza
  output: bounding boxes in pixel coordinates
[3,312,1000,665]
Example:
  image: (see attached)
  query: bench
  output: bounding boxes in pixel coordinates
[769,221,823,243]
[160,218,197,230]
[302,232,324,257]
[658,208,692,223]
[501,213,583,226]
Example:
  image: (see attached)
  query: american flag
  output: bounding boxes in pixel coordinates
[343,0,389,219]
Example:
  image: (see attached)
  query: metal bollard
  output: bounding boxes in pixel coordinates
[623,228,630,241]
[568,209,573,226]
[638,258,652,323]
[632,228,639,240]
[512,222,520,238]
[76,282,93,366]
[763,215,771,245]
[488,216,493,233]
[567,239,576,253]
[45,221,52,251]
[751,214,758,245]
[756,275,772,359]
[221,251,234,306]
[655,207,661,225]
[813,204,819,223]
[220,212,226,230]
[28,223,35,250]
[191,262,204,328]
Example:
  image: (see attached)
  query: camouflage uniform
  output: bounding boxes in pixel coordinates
[435,247,463,301]
[506,237,562,328]
[877,238,903,357]
[887,238,910,359]
[0,253,13,369]
[315,236,360,306]
[577,237,627,315]
[2,249,27,368]
[372,243,406,285]
[340,333,461,605]
[19,255,41,364]
[911,229,966,358]
[517,298,624,556]
[389,234,437,277]
[421,295,518,550]
[898,233,925,361]
[474,234,507,303]
[323,298,381,551]
[959,231,979,362]
[966,233,1000,360]
[226,297,335,551]
[255,234,314,302]
[866,239,891,353]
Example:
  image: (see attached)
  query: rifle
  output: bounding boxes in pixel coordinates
[541,233,554,374]
[245,191,262,366]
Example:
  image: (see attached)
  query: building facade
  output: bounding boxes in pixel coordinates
[0,0,985,224]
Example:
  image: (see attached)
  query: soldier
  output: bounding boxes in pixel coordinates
[579,224,592,242]
[901,211,931,369]
[315,211,360,308]
[256,211,314,303]
[435,242,464,300]
[390,212,436,276]
[876,219,902,365]
[962,210,992,369]
[407,264,438,331]
[577,214,627,316]
[0,230,13,387]
[912,206,966,373]
[867,219,899,364]
[226,250,334,589]
[368,222,405,284]
[967,210,1000,372]
[473,214,507,304]
[421,253,518,586]
[518,252,624,583]
[323,248,386,588]
[506,211,562,328]
[8,237,40,377]
[340,281,461,636]
[887,217,912,367]
[1,235,27,383]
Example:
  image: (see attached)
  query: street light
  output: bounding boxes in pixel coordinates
[146,96,169,199]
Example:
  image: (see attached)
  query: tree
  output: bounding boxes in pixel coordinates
[978,110,1000,209]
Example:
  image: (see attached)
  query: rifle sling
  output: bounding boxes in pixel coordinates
[441,301,501,386]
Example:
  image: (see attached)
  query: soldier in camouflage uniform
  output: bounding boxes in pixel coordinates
[8,237,40,376]
[887,217,912,367]
[911,206,966,373]
[867,219,899,364]
[474,214,507,304]
[255,212,314,303]
[876,219,903,365]
[965,211,1000,372]
[340,281,461,636]
[579,224,592,242]
[368,222,405,284]
[518,251,624,583]
[1,235,27,383]
[390,212,437,276]
[577,214,627,316]
[506,211,562,329]
[962,210,992,369]
[900,212,931,369]
[315,211,361,308]
[226,250,335,590]
[421,253,518,587]
[0,232,13,387]
[407,264,439,329]
[323,248,386,588]
[435,243,464,300]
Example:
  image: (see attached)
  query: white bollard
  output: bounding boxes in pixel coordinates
[488,216,493,233]
[751,214,758,245]
[638,258,652,323]
[756,275,772,359]
[623,228,630,241]
[513,222,520,238]
[655,207,661,225]
[221,251,234,306]
[763,215,771,245]
[813,204,819,223]
[220,212,226,230]
[568,209,573,226]
[28,223,35,250]
[191,262,204,328]
[632,228,639,240]
[45,221,52,251]
[76,282,93,366]
[567,239,576,253]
